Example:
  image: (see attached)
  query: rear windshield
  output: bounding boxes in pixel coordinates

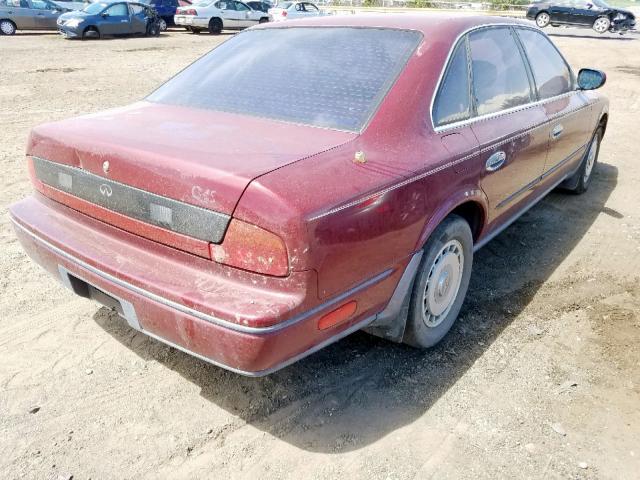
[147,27,421,132]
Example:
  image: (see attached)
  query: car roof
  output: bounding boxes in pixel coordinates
[256,13,530,38]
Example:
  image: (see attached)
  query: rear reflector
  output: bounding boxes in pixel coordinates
[317,301,357,330]
[210,219,289,277]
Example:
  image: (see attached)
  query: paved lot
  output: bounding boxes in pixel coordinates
[1,24,639,479]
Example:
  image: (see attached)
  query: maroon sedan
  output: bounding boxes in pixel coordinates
[10,15,608,375]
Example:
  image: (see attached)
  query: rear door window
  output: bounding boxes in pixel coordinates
[516,28,573,99]
[469,27,534,116]
[433,42,471,127]
[148,27,421,132]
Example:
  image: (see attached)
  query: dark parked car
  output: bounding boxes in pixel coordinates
[140,0,179,30]
[10,15,608,375]
[0,0,76,35]
[527,0,636,34]
[246,1,271,12]
[57,0,161,38]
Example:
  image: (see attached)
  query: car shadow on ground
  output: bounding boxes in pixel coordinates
[94,162,618,453]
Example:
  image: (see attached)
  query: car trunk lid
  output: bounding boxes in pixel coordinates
[27,101,357,234]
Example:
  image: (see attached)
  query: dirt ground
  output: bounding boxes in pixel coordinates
[1,25,639,480]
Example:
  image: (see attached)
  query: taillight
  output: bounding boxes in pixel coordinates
[210,219,288,277]
[281,10,287,16]
[183,8,197,15]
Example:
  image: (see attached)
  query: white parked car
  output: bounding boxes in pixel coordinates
[174,0,268,34]
[268,1,320,21]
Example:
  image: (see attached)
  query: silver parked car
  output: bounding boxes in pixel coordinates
[0,0,77,35]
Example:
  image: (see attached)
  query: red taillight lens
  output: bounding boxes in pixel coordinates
[281,10,287,16]
[210,219,288,277]
[184,8,197,14]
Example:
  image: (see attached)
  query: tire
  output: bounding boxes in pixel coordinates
[535,11,550,28]
[146,21,160,37]
[565,127,602,194]
[0,19,16,35]
[82,26,100,40]
[158,18,167,31]
[403,215,474,348]
[191,27,201,34]
[259,17,269,23]
[185,26,192,31]
[593,16,610,34]
[208,17,222,34]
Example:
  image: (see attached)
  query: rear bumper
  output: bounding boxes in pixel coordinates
[174,15,210,28]
[10,194,404,375]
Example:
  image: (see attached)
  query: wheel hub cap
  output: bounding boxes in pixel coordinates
[423,240,464,327]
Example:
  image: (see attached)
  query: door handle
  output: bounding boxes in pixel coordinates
[485,151,506,172]
[551,124,564,140]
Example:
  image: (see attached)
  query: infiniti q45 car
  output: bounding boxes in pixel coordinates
[10,15,609,375]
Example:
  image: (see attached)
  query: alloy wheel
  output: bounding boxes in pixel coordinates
[0,20,16,35]
[422,239,464,328]
[536,12,550,28]
[593,17,610,33]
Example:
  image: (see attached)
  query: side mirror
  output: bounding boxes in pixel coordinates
[578,68,606,90]
[101,12,108,17]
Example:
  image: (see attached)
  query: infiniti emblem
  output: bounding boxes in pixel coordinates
[99,184,113,197]
[103,160,110,174]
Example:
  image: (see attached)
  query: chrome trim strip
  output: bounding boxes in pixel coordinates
[32,156,231,243]
[494,141,586,210]
[474,172,569,252]
[11,217,392,334]
[540,143,587,180]
[310,100,591,222]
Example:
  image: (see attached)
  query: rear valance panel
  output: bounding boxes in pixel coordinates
[32,156,230,243]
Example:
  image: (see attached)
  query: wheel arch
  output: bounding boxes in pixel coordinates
[598,112,608,136]
[366,193,487,343]
[416,190,489,251]
[0,18,17,29]
[83,25,100,34]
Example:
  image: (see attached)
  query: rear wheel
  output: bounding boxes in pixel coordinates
[0,19,16,35]
[536,11,550,28]
[593,16,611,33]
[82,26,100,40]
[259,17,269,23]
[403,215,473,348]
[208,17,222,34]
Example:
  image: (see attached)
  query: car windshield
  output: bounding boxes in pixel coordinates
[591,0,610,7]
[148,27,421,132]
[83,2,108,13]
[276,1,292,8]
[192,0,213,5]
